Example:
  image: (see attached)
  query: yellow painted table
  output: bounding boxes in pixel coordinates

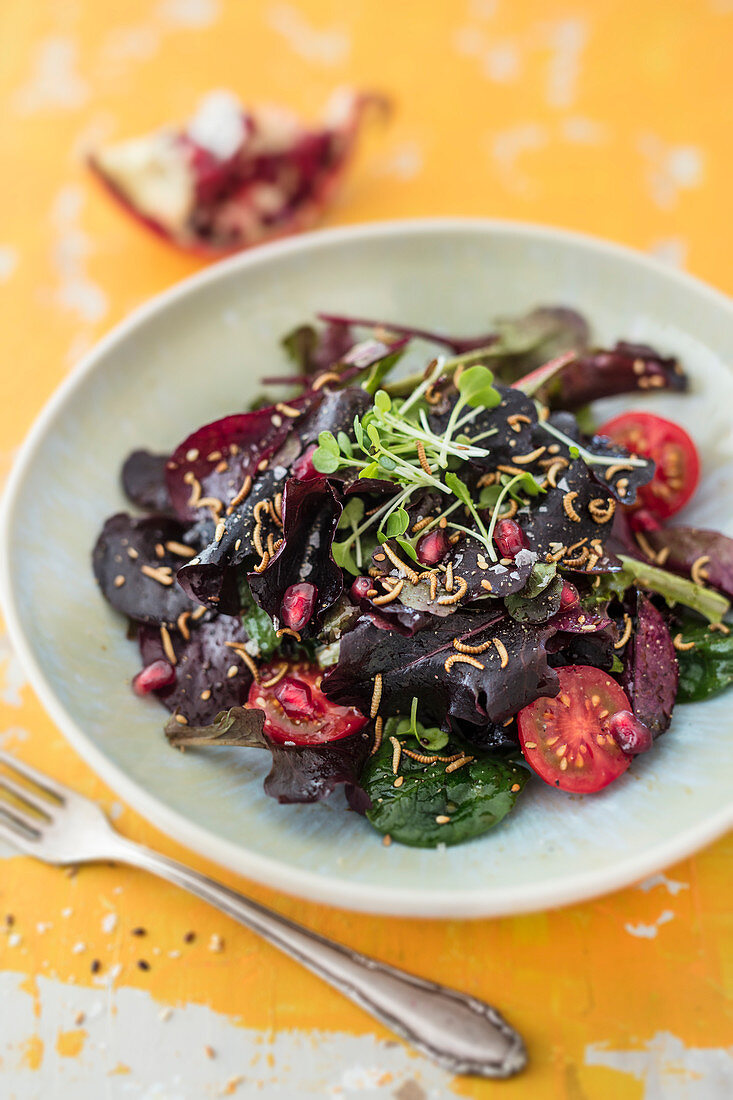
[1,2,731,1097]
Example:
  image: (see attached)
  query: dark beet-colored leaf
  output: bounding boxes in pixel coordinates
[622,592,678,736]
[450,716,520,753]
[93,513,200,626]
[264,728,372,804]
[450,541,535,601]
[323,610,559,727]
[519,460,617,564]
[538,341,688,410]
[121,450,173,514]
[139,613,252,725]
[644,525,733,599]
[248,477,344,634]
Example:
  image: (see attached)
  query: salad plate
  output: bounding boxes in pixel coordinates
[2,218,732,917]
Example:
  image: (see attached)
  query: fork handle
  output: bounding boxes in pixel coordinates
[110,835,526,1079]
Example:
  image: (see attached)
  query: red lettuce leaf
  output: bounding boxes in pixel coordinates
[139,614,252,725]
[645,525,733,599]
[165,398,312,523]
[93,513,201,626]
[622,592,678,736]
[323,610,560,727]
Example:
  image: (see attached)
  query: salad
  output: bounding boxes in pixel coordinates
[93,306,733,848]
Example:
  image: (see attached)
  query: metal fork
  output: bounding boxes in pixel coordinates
[0,749,526,1079]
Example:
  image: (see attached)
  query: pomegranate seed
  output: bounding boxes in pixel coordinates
[606,710,653,755]
[291,445,319,481]
[629,508,662,534]
[274,677,317,720]
[133,660,176,696]
[560,582,579,608]
[281,582,317,631]
[494,519,529,559]
[350,576,372,602]
[416,529,451,566]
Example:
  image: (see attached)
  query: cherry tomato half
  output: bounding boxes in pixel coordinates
[597,411,700,520]
[247,662,368,746]
[517,666,632,793]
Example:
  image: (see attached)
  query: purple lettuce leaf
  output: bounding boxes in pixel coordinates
[622,592,678,736]
[317,305,589,363]
[281,319,355,375]
[264,729,372,804]
[535,341,688,409]
[93,513,201,626]
[645,525,733,599]
[323,609,560,727]
[165,705,371,805]
[247,477,344,634]
[546,602,618,671]
[176,389,369,614]
[139,613,252,724]
[121,450,173,514]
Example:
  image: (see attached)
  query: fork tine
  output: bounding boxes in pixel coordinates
[0,801,41,841]
[0,749,68,803]
[0,775,53,820]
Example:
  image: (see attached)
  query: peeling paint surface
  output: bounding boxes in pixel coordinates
[0,1,731,1096]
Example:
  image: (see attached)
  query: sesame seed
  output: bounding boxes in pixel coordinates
[435,815,451,825]
[184,931,196,943]
[137,959,150,971]
[113,574,125,587]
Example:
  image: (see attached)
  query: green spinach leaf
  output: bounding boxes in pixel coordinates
[362,740,528,847]
[238,577,280,659]
[675,618,733,703]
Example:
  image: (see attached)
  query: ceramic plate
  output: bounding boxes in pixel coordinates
[2,220,732,917]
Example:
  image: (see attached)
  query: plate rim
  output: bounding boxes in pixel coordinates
[2,216,732,917]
